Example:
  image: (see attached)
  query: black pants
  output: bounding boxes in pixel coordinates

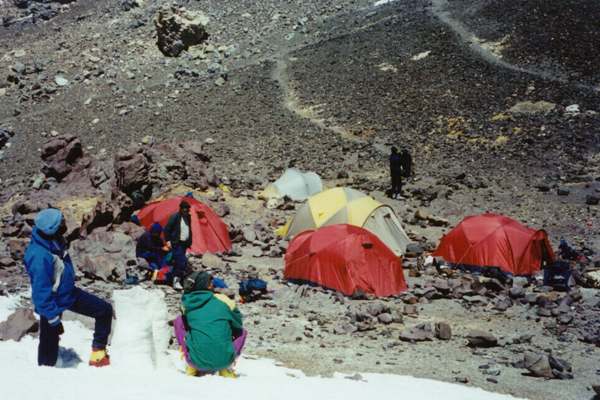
[171,244,189,280]
[38,288,113,366]
[391,172,403,196]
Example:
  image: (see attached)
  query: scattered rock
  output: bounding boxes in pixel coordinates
[0,308,38,342]
[435,322,452,340]
[523,352,554,378]
[399,323,434,342]
[586,195,599,206]
[466,330,498,347]
[509,101,556,115]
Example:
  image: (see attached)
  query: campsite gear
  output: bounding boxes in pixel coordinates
[212,277,228,289]
[136,196,232,255]
[174,314,246,373]
[543,260,573,291]
[434,213,555,276]
[238,278,268,303]
[181,289,244,371]
[280,187,410,256]
[152,265,172,284]
[284,224,407,297]
[89,348,110,367]
[261,168,323,201]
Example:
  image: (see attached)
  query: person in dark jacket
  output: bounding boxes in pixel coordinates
[24,208,113,367]
[164,201,193,290]
[400,148,412,179]
[136,223,168,270]
[389,146,403,199]
[173,272,245,377]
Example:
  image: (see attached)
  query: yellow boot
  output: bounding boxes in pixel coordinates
[89,348,110,367]
[186,365,199,376]
[218,368,238,379]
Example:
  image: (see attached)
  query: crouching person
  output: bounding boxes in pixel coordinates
[174,272,246,378]
[24,208,113,367]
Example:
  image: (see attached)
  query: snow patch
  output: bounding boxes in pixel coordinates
[0,290,525,400]
[374,0,398,6]
[111,287,171,370]
[411,50,431,61]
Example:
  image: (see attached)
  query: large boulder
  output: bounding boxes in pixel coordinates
[154,6,209,57]
[0,308,38,341]
[114,146,149,194]
[71,230,137,281]
[41,135,85,181]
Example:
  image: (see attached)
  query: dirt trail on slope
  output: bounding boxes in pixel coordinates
[429,0,598,92]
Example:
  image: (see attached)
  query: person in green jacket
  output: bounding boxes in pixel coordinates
[174,271,246,377]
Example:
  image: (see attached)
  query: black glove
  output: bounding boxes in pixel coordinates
[56,322,64,336]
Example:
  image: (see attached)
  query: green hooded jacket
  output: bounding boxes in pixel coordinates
[182,290,243,371]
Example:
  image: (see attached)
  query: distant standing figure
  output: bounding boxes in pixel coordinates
[400,148,412,180]
[164,200,193,290]
[389,146,403,199]
[24,208,113,367]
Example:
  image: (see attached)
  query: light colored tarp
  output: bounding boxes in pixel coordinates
[262,168,323,201]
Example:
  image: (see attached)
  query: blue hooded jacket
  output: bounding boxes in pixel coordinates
[24,227,77,325]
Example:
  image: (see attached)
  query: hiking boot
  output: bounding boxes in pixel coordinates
[89,348,110,367]
[218,368,238,379]
[173,277,183,291]
[185,365,198,376]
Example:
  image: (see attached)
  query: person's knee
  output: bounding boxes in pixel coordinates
[100,301,113,320]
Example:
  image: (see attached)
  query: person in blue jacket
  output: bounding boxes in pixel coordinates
[24,208,113,367]
[136,223,168,270]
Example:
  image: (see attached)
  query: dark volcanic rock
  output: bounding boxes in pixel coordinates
[41,135,84,181]
[114,146,150,194]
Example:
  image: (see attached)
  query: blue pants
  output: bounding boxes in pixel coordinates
[38,288,113,366]
[171,244,189,279]
[139,251,164,270]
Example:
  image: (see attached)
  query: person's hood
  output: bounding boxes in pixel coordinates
[34,208,63,235]
[182,290,214,312]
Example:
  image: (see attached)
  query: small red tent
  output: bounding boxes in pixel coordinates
[433,213,554,276]
[284,224,407,297]
[136,196,231,255]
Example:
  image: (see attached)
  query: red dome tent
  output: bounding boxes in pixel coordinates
[284,224,407,297]
[433,213,554,276]
[136,196,232,255]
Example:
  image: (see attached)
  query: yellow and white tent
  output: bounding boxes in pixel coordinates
[279,187,410,256]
